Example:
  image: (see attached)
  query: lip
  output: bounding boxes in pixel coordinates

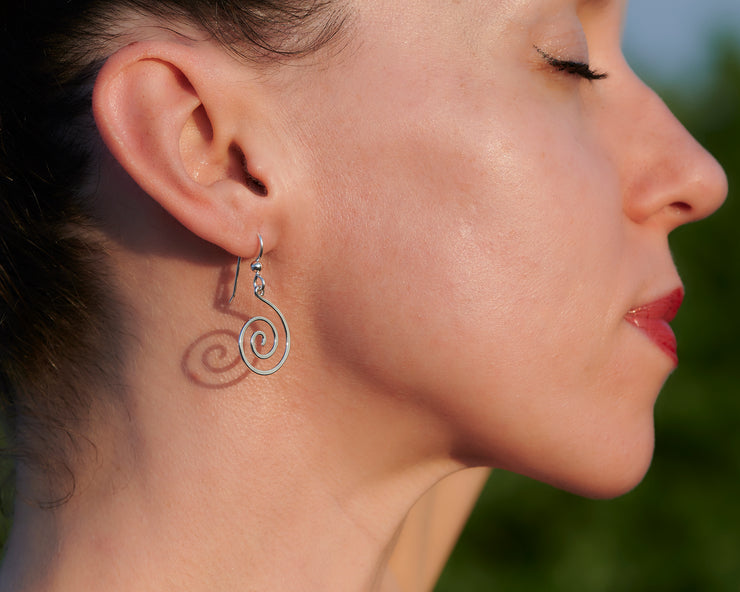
[624,287,685,366]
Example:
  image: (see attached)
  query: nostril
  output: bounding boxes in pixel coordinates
[670,201,692,214]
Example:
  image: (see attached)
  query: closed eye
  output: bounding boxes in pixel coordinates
[535,46,608,81]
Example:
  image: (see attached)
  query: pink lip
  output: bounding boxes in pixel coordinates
[624,288,684,366]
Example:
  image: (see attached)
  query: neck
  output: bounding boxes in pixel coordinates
[1,359,460,592]
[0,249,465,592]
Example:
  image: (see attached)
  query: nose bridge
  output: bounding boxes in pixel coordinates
[618,77,727,230]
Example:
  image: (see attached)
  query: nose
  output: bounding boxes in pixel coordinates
[617,76,727,232]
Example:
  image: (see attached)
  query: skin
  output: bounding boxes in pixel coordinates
[388,467,491,591]
[0,0,727,591]
[296,0,727,497]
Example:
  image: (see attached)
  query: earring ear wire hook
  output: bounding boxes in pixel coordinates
[229,235,263,304]
[229,257,241,305]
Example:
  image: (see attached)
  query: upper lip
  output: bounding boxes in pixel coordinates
[625,287,685,323]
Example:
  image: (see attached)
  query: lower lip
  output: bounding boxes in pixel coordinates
[624,289,684,366]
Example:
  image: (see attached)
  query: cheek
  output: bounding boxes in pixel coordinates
[312,91,624,389]
[456,109,627,352]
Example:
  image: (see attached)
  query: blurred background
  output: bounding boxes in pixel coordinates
[437,1,740,590]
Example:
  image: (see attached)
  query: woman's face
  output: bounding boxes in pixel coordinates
[281,0,727,497]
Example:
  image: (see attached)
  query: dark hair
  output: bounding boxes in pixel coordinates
[0,0,346,502]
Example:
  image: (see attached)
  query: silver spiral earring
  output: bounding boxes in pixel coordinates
[229,235,291,375]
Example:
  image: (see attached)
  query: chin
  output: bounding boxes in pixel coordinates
[548,434,656,500]
[500,421,658,500]
[562,458,654,500]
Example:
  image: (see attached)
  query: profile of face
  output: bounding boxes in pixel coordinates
[242,0,728,498]
[282,0,728,497]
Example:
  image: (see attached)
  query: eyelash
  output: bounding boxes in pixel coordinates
[535,46,608,81]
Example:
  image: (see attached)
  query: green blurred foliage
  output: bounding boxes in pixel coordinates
[437,39,740,592]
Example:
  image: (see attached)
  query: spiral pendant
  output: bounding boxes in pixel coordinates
[237,290,291,376]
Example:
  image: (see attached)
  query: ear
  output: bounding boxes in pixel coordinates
[92,40,283,257]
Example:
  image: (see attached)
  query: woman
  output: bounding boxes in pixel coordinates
[0,0,727,590]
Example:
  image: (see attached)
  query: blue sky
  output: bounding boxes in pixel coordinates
[623,0,740,87]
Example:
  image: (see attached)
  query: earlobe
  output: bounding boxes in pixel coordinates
[92,41,280,256]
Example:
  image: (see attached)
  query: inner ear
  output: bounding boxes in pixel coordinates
[239,150,269,197]
[180,106,268,197]
[181,105,217,184]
